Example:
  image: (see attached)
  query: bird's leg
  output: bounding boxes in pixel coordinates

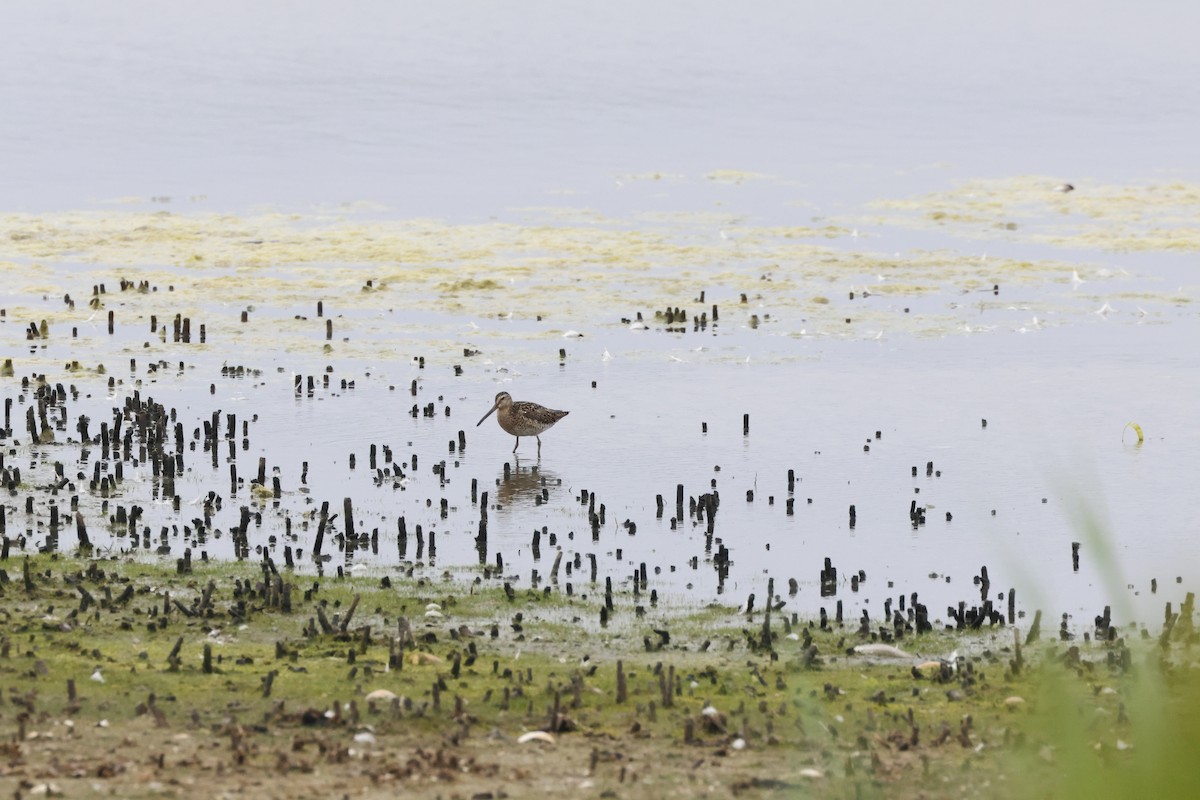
[512,437,520,453]
[536,435,542,454]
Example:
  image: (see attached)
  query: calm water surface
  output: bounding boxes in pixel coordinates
[5,1,1200,214]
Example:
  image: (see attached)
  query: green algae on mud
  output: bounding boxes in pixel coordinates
[0,200,1153,382]
[862,174,1200,255]
[0,553,1196,799]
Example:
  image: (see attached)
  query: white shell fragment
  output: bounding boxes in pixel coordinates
[851,644,912,659]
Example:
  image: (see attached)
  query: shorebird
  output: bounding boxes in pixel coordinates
[476,391,568,454]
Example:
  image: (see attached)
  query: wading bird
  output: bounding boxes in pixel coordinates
[476,391,568,454]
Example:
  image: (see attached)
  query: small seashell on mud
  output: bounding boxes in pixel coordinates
[852,644,911,659]
[411,652,442,666]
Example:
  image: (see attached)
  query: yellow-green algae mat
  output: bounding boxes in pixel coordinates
[860,175,1200,253]
[2,177,1191,380]
[0,553,1196,799]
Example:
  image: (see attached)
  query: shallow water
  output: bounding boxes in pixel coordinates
[1,2,1198,632]
[2,216,1196,631]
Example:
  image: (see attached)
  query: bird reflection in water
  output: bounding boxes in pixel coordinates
[494,455,560,509]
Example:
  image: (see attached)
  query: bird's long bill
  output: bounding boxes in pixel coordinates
[476,402,499,427]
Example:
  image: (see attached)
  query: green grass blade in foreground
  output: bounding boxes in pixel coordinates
[1012,484,1199,799]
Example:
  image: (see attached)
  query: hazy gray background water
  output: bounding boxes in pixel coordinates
[4,1,1200,215]
[2,2,1199,629]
